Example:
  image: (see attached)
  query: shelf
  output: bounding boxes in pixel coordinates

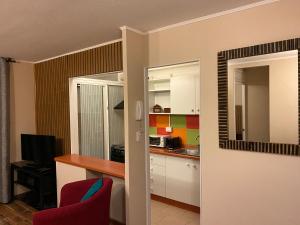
[149,112,171,115]
[149,89,170,92]
[148,78,170,82]
[149,113,200,115]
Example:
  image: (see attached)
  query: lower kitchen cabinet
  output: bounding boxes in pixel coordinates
[150,153,200,207]
[150,154,166,197]
[165,157,200,206]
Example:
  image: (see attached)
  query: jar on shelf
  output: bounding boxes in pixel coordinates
[153,104,163,113]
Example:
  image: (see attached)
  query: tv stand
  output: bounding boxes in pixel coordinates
[10,161,57,210]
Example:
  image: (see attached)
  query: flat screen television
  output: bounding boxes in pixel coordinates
[21,134,56,167]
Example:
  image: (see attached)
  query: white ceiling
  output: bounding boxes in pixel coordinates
[0,0,269,62]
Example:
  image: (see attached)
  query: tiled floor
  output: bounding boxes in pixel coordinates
[151,200,200,225]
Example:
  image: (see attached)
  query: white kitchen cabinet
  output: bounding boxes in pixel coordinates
[170,72,196,115]
[149,153,200,207]
[148,62,200,115]
[150,154,166,197]
[195,72,200,114]
[165,156,200,206]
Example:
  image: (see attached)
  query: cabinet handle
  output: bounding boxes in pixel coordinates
[193,165,197,169]
[197,109,200,112]
[186,163,190,167]
[191,109,194,113]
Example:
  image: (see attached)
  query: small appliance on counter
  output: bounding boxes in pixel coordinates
[166,137,181,150]
[110,145,125,163]
[149,135,170,148]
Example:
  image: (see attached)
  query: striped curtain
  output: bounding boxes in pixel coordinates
[78,84,104,158]
[0,58,10,203]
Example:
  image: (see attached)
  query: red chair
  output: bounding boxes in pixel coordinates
[33,178,113,225]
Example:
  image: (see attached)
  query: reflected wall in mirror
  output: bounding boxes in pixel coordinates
[218,38,300,156]
[228,50,298,144]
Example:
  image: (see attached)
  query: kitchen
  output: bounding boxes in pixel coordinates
[147,61,201,224]
[65,62,201,224]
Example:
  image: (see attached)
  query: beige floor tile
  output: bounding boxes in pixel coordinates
[151,200,200,225]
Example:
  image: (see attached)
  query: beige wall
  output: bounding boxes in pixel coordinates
[244,66,270,142]
[10,62,36,163]
[228,56,298,144]
[147,0,300,224]
[122,28,149,225]
[269,57,298,144]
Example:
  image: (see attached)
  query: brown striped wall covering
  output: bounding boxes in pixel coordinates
[34,41,123,154]
[218,38,300,156]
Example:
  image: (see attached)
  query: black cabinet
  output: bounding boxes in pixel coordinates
[11,161,57,209]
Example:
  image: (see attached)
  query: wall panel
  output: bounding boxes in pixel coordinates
[35,41,122,154]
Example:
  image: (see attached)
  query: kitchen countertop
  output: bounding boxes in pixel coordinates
[55,154,125,179]
[149,147,200,160]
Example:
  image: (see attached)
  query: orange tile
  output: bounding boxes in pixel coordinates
[156,115,169,127]
[171,128,187,147]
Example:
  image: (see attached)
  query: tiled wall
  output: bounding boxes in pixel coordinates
[149,114,199,147]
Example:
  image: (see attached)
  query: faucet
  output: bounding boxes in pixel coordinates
[196,135,200,150]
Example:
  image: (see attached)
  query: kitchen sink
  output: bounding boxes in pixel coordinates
[172,148,200,157]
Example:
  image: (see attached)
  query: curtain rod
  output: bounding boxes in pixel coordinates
[5,58,17,63]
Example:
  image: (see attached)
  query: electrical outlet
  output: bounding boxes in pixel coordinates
[166,127,172,133]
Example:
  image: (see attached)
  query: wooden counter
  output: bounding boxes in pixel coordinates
[55,154,125,179]
[149,147,200,160]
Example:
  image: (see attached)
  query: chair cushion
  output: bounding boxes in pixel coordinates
[80,178,103,202]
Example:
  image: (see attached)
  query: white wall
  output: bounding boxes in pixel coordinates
[147,0,300,224]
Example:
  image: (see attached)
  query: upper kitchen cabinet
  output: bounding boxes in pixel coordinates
[148,62,200,115]
[148,72,171,114]
[170,72,198,115]
[195,72,200,114]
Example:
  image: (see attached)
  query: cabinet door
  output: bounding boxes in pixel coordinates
[191,160,200,206]
[150,165,166,197]
[170,73,196,114]
[150,154,166,197]
[195,74,200,114]
[165,157,200,206]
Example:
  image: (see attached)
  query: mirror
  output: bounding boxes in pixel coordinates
[218,38,300,155]
[228,50,298,144]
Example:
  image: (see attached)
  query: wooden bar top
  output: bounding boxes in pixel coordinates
[150,147,200,160]
[55,154,125,179]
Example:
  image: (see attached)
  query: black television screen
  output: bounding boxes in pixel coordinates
[21,134,56,167]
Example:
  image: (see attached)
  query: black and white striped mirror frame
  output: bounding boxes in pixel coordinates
[218,38,300,156]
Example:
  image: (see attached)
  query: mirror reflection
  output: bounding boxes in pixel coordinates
[228,50,298,144]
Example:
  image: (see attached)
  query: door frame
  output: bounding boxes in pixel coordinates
[69,76,123,160]
[143,60,201,225]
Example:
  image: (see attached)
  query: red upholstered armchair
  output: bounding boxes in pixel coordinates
[33,178,113,225]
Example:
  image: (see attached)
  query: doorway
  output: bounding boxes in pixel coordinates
[144,61,201,225]
[69,72,125,160]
